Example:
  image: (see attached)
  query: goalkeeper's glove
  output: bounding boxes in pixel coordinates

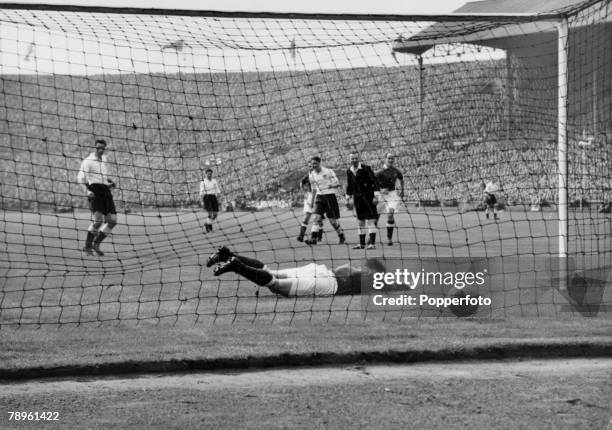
[87,191,95,203]
[107,179,116,189]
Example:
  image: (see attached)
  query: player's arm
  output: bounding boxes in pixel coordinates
[345,170,354,209]
[214,180,222,199]
[368,166,380,204]
[329,169,341,189]
[104,155,117,189]
[77,160,93,197]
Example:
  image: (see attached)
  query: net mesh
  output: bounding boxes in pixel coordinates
[0,2,611,326]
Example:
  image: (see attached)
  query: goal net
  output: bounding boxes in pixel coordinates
[1,1,611,326]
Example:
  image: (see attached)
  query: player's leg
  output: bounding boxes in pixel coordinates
[298,211,311,242]
[206,246,266,269]
[328,218,346,244]
[205,210,212,232]
[93,212,117,256]
[84,211,104,255]
[305,213,322,245]
[209,210,219,231]
[353,219,367,249]
[214,256,274,287]
[316,217,324,242]
[366,218,377,249]
[386,208,396,245]
[327,195,346,244]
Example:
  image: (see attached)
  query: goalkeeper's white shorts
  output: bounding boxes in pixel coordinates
[303,192,313,214]
[378,190,402,214]
[271,263,338,296]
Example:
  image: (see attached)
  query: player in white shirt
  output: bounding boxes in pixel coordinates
[304,156,346,245]
[77,139,118,256]
[297,172,324,242]
[199,168,221,232]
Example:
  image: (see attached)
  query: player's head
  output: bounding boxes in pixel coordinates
[205,168,213,179]
[309,156,322,172]
[349,151,360,168]
[385,153,395,167]
[94,139,107,158]
[365,258,387,275]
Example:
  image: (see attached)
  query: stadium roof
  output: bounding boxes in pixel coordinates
[392,0,602,55]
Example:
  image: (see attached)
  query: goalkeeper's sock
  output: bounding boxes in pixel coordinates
[298,225,307,238]
[233,254,265,269]
[387,227,394,241]
[317,229,323,241]
[368,232,376,245]
[233,260,273,286]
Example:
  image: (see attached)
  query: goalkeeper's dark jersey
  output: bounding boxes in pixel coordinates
[376,166,403,190]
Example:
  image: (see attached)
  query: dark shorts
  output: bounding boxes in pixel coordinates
[485,193,497,208]
[203,195,219,212]
[313,194,340,219]
[89,183,116,215]
[354,195,378,220]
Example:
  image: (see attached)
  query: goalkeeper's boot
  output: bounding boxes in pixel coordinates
[366,244,377,250]
[304,238,317,245]
[213,256,239,276]
[352,244,365,250]
[83,246,94,256]
[92,244,105,257]
[207,246,232,267]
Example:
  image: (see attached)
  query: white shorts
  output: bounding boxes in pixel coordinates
[378,190,401,214]
[303,192,313,214]
[273,263,338,296]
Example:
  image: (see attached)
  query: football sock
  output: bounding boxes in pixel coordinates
[85,231,96,248]
[359,234,366,247]
[233,254,265,269]
[93,232,107,245]
[233,260,273,286]
[368,232,376,245]
[387,227,394,241]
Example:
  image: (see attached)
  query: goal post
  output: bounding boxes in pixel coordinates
[0,1,610,326]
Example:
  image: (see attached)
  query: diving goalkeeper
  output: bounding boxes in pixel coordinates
[207,246,385,297]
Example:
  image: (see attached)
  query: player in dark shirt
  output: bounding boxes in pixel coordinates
[346,152,380,249]
[376,153,404,245]
[483,182,499,220]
